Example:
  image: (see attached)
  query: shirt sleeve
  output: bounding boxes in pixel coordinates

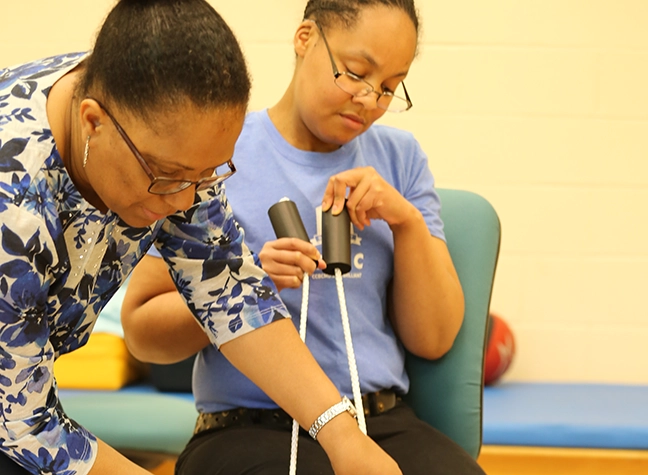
[402,138,446,241]
[0,204,97,475]
[153,185,291,349]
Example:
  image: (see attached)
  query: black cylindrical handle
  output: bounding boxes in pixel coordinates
[322,205,351,275]
[268,199,309,242]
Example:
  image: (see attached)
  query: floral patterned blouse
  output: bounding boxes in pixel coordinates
[0,53,288,474]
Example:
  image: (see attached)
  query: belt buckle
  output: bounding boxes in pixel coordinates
[362,390,396,417]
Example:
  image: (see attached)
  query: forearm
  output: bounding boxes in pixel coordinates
[220,319,363,454]
[122,291,209,364]
[222,319,402,473]
[121,256,210,364]
[390,206,464,359]
[88,439,151,475]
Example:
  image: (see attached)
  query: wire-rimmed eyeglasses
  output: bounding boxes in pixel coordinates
[88,97,236,195]
[312,21,413,113]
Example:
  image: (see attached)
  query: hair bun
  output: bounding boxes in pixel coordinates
[79,0,250,114]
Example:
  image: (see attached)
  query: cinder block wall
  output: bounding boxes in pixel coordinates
[2,1,646,384]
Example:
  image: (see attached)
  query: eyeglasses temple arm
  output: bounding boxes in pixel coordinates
[310,20,341,78]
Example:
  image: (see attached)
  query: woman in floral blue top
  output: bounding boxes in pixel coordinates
[0,1,400,474]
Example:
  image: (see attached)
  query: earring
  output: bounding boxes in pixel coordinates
[83,136,90,168]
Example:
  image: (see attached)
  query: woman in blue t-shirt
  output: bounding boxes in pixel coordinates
[123,1,486,474]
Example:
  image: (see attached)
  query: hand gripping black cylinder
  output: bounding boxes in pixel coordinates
[322,205,351,275]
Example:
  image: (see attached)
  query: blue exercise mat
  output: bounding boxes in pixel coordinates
[482,383,648,450]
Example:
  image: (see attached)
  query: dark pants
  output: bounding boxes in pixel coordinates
[176,401,486,475]
[0,453,31,475]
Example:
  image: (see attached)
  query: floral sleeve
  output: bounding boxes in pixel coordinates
[0,205,96,474]
[154,185,290,348]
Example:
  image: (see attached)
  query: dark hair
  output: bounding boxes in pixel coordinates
[77,0,250,119]
[303,0,419,34]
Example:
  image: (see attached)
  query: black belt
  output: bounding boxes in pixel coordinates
[194,390,400,436]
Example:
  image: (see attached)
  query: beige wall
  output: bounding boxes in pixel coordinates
[2,1,647,385]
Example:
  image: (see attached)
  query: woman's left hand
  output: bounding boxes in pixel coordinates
[321,166,413,230]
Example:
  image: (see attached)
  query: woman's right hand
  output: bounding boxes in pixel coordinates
[258,238,325,291]
[317,414,402,474]
[333,435,402,474]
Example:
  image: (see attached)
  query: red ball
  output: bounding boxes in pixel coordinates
[484,313,516,385]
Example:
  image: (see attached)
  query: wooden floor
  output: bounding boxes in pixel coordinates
[130,445,648,474]
[149,459,176,475]
[477,445,648,475]
[120,450,177,475]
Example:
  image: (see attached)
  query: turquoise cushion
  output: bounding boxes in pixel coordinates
[404,189,500,459]
[60,389,197,454]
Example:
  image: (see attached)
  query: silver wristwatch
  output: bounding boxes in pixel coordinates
[308,396,358,440]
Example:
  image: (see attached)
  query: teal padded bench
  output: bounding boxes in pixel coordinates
[59,386,197,455]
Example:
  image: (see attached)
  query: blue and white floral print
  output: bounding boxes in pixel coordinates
[0,54,288,474]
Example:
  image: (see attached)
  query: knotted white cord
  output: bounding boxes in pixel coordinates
[334,267,367,434]
[289,273,310,475]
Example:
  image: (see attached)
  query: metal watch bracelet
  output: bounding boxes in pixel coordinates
[308,396,358,440]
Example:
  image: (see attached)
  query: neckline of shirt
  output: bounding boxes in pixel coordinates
[257,109,359,169]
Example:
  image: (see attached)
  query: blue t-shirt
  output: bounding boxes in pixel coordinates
[192,109,444,412]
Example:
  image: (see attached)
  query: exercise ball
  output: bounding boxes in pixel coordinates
[484,313,515,385]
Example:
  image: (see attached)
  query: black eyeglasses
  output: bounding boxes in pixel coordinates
[313,21,413,113]
[88,98,236,195]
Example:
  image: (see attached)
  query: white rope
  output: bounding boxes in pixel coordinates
[289,273,310,475]
[289,265,366,475]
[334,267,366,434]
